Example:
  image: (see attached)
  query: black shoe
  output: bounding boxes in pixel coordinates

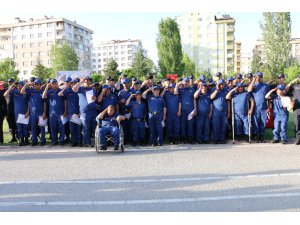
[71,143,77,147]
[9,138,17,144]
[213,141,219,144]
[18,139,23,146]
[24,138,30,146]
[151,143,157,147]
[51,142,57,146]
[132,142,137,147]
[89,144,94,148]
[141,142,146,146]
[78,144,84,147]
[204,141,210,144]
[197,141,203,144]
[58,142,64,146]
[157,143,162,146]
[259,136,265,143]
[281,140,288,144]
[294,137,300,145]
[271,140,280,144]
[254,135,259,143]
[114,145,119,150]
[187,137,194,144]
[181,138,187,144]
[31,142,38,146]
[220,140,226,144]
[40,142,45,146]
[84,144,89,147]
[100,146,107,150]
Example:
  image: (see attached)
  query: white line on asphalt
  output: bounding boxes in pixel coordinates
[1,171,300,185]
[1,192,300,207]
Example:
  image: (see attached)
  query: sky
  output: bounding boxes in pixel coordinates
[1,12,300,64]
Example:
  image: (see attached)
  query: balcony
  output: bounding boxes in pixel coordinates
[227,27,234,32]
[227,36,234,41]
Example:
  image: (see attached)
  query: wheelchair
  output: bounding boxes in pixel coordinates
[95,119,125,153]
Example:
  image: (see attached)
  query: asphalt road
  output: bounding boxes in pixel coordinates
[0,142,300,212]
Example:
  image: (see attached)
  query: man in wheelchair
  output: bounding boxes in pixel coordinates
[97,105,125,150]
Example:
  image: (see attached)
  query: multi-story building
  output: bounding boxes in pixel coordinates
[253,38,300,65]
[92,39,145,74]
[240,52,253,74]
[234,41,241,73]
[176,12,235,75]
[0,16,93,79]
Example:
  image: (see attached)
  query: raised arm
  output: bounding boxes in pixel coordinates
[265,88,277,99]
[247,76,257,93]
[42,83,51,99]
[4,84,15,97]
[126,93,135,106]
[20,83,29,95]
[58,85,68,96]
[142,88,151,99]
[225,87,238,100]
[72,79,84,92]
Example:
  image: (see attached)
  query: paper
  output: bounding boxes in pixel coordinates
[145,122,148,128]
[38,116,48,126]
[86,90,94,104]
[16,114,29,125]
[281,96,293,111]
[70,114,82,125]
[124,113,131,120]
[188,109,195,120]
[61,115,68,125]
[161,121,165,127]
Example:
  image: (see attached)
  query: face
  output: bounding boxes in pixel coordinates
[51,82,58,89]
[84,79,91,86]
[277,89,284,96]
[184,81,190,88]
[34,83,41,90]
[107,105,115,115]
[153,89,160,96]
[228,81,233,88]
[109,80,115,87]
[257,76,263,82]
[135,94,142,101]
[105,88,110,95]
[201,85,207,93]
[169,87,175,93]
[17,84,23,91]
[134,83,140,90]
[277,77,285,84]
[237,86,244,93]
[148,79,153,86]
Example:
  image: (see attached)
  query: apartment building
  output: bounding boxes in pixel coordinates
[0,16,93,79]
[176,12,235,75]
[234,41,241,73]
[92,39,145,74]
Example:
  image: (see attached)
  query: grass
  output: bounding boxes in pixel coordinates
[1,112,296,146]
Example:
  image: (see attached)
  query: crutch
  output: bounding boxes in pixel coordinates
[231,99,235,144]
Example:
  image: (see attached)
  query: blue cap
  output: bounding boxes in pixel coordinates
[199,75,206,82]
[277,74,285,79]
[217,79,226,85]
[152,86,160,90]
[102,84,109,89]
[208,78,215,85]
[236,82,244,87]
[256,72,263,77]
[201,82,207,86]
[50,79,57,83]
[236,74,243,79]
[65,77,72,83]
[70,79,77,83]
[134,80,142,85]
[8,78,15,83]
[92,82,100,86]
[16,81,25,86]
[183,77,190,82]
[216,72,222,77]
[169,83,176,88]
[132,77,137,81]
[29,77,36,82]
[135,90,142,95]
[277,84,286,91]
[34,79,42,85]
[75,78,80,83]
[122,78,130,84]
[227,77,234,82]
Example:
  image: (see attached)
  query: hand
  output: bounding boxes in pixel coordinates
[177,110,181,117]
[120,99,126,104]
[216,84,220,90]
[209,113,212,120]
[25,112,29,118]
[92,96,97,101]
[248,110,253,116]
[10,84,15,89]
[47,83,51,88]
[63,112,67,117]
[193,110,197,117]
[116,116,122,124]
[163,115,166,121]
[42,113,47,120]
[272,88,278,92]
[130,94,135,98]
[141,80,148,86]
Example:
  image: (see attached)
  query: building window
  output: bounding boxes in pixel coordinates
[38,24,42,29]
[67,24,71,29]
[121,57,126,61]
[47,32,52,37]
[31,61,35,66]
[13,36,17,40]
[115,52,118,55]
[128,56,132,60]
[92,59,96,63]
[121,51,125,55]
[97,47,101,51]
[47,23,53,28]
[23,70,27,75]
[121,45,125,49]
[98,53,101,56]
[98,59,101,62]
[109,52,112,56]
[103,53,107,56]
[22,44,26,48]
[22,35,26,40]
[30,34,34,39]
[47,41,53,46]
[38,33,42,38]
[30,25,34,29]
[38,42,44,47]
[198,18,202,21]
[98,65,101,68]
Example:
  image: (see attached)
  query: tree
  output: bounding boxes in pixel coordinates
[260,12,292,77]
[157,18,183,76]
[131,49,154,79]
[102,58,119,79]
[182,53,197,76]
[251,48,263,73]
[31,57,53,82]
[284,65,300,82]
[0,58,19,81]
[50,42,78,75]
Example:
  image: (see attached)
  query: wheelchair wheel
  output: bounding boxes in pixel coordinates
[119,124,125,153]
[95,125,101,153]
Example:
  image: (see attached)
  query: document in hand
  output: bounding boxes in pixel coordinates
[188,109,195,120]
[70,114,82,125]
[38,116,48,126]
[86,90,94,104]
[61,115,68,125]
[16,114,29,125]
[281,96,293,111]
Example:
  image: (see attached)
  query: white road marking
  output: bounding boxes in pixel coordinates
[1,171,300,185]
[1,192,300,207]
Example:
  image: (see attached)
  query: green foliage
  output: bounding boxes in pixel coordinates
[182,53,197,76]
[251,48,263,73]
[91,72,103,83]
[157,18,183,76]
[260,12,292,78]
[284,65,300,82]
[31,58,53,82]
[50,42,78,75]
[122,68,133,78]
[0,58,19,81]
[102,58,119,79]
[131,49,154,79]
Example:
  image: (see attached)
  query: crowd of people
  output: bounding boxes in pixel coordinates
[0,71,299,150]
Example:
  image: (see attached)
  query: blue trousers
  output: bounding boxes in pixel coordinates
[49,114,65,144]
[212,110,227,142]
[131,119,145,142]
[273,113,288,141]
[81,110,97,145]
[253,109,267,136]
[121,119,131,143]
[30,114,45,143]
[166,114,180,139]
[69,115,82,145]
[234,113,249,135]
[15,113,29,139]
[99,126,119,147]
[180,109,194,139]
[196,114,210,142]
[149,113,163,145]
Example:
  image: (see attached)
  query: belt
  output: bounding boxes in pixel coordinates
[151,111,161,115]
[132,118,144,122]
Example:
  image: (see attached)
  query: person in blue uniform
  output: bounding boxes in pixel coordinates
[6,78,18,143]
[4,81,30,146]
[210,79,230,144]
[72,76,98,147]
[117,78,133,144]
[247,72,270,143]
[20,79,46,146]
[0,82,7,145]
[161,83,181,145]
[226,82,254,142]
[97,84,118,112]
[126,91,147,146]
[97,105,125,150]
[142,86,167,146]
[265,84,290,144]
[58,79,82,147]
[175,77,197,144]
[194,82,212,144]
[42,79,66,146]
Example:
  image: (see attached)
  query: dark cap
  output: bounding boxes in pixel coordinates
[8,78,15,83]
[256,72,263,77]
[277,84,286,90]
[277,73,285,79]
[134,80,142,85]
[156,80,162,84]
[217,79,226,85]
[122,78,130,84]
[135,90,142,95]
[102,84,109,89]
[227,77,234,82]
[215,72,222,77]
[199,75,206,82]
[236,74,243,79]
[29,77,36,82]
[152,86,160,90]
[247,73,253,78]
[236,82,244,88]
[34,79,42,85]
[65,77,72,83]
[147,74,153,80]
[169,83,176,88]
[50,79,57,83]
[16,81,25,86]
